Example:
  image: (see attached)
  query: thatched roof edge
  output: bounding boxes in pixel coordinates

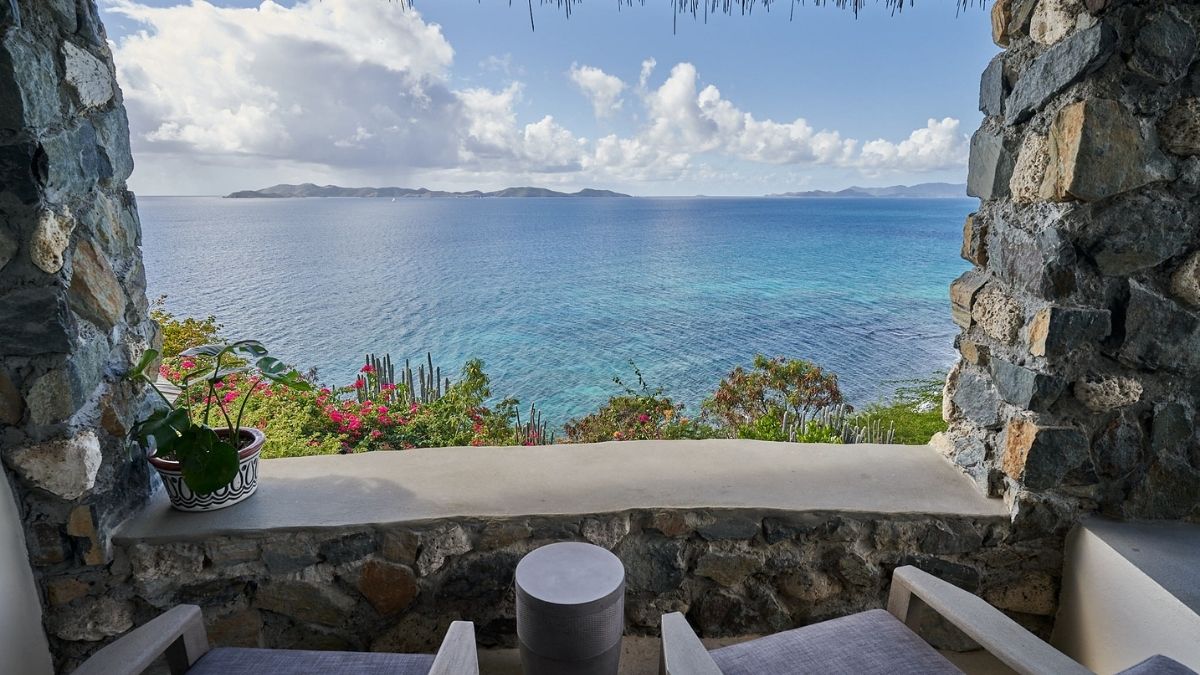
[399,1,986,31]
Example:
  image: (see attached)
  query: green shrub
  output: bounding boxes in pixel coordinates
[850,374,947,445]
[737,413,843,443]
[702,355,843,438]
[564,364,715,443]
[151,296,222,358]
[163,355,545,456]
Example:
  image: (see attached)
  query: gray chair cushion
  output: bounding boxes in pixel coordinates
[709,609,963,675]
[187,647,435,675]
[1117,655,1199,675]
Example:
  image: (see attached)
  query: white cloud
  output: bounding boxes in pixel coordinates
[638,58,657,89]
[639,63,857,166]
[568,63,626,118]
[108,0,461,170]
[479,53,522,77]
[857,117,968,172]
[105,0,967,194]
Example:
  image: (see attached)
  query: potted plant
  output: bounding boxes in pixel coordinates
[128,340,311,512]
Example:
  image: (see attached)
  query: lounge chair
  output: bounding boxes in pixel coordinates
[72,605,478,675]
[660,565,1195,675]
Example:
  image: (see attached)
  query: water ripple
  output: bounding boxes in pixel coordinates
[139,196,973,425]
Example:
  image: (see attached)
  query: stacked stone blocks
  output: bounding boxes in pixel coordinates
[945,0,1200,524]
[0,0,159,668]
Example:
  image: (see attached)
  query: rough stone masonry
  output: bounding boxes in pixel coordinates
[0,0,160,668]
[945,0,1200,527]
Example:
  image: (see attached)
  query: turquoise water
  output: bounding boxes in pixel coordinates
[138,196,972,424]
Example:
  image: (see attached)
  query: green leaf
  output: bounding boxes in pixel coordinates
[174,426,240,494]
[127,348,160,381]
[255,356,287,375]
[179,343,226,358]
[132,407,190,454]
[257,356,313,391]
[229,340,268,359]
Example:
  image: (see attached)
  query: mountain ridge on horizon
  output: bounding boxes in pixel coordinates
[226,183,632,199]
[766,182,967,198]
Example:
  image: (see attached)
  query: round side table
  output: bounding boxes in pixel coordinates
[515,542,625,675]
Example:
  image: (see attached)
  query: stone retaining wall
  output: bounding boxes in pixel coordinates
[0,0,159,670]
[944,0,1200,527]
[71,509,1059,671]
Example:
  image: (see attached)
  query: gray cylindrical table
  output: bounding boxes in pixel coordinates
[515,542,625,675]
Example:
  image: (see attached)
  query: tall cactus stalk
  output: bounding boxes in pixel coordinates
[782,403,896,444]
[358,352,553,445]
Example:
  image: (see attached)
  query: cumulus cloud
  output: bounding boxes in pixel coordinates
[568,63,626,118]
[638,58,657,89]
[857,117,968,172]
[108,0,462,169]
[105,0,966,193]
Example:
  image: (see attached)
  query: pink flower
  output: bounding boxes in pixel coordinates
[214,381,224,390]
[181,359,196,370]
[223,391,237,403]
[329,410,344,423]
[638,414,650,423]
[361,364,375,374]
[354,378,365,389]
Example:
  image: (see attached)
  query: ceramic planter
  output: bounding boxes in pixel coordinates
[148,427,264,512]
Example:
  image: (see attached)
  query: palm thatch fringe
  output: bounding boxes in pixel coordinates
[387,1,985,32]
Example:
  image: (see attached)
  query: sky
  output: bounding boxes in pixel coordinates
[98,0,998,196]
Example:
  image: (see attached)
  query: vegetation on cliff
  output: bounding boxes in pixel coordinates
[152,305,947,457]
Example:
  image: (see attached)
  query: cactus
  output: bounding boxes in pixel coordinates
[514,402,554,445]
[358,352,554,445]
[782,403,896,444]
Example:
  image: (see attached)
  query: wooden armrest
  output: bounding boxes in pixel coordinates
[887,565,1091,675]
[659,611,722,675]
[429,621,478,675]
[72,604,209,675]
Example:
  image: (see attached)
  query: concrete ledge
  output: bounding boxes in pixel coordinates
[117,440,1005,544]
[1052,518,1200,671]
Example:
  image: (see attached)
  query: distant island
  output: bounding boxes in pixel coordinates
[766,182,967,198]
[226,183,632,199]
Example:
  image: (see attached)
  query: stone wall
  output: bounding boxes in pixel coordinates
[110,509,1059,669]
[943,0,1200,526]
[0,0,158,670]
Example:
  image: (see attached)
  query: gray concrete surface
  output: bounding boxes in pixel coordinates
[1052,518,1200,672]
[1078,517,1200,613]
[117,440,1006,543]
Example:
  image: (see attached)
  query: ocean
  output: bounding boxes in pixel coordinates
[138,196,973,424]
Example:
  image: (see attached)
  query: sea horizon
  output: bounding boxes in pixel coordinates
[140,195,973,425]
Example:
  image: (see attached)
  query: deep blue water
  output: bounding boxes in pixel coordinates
[138,196,972,424]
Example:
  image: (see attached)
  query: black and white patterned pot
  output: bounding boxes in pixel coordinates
[148,427,265,512]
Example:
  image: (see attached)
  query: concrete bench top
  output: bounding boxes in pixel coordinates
[1081,517,1200,614]
[116,440,1007,544]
